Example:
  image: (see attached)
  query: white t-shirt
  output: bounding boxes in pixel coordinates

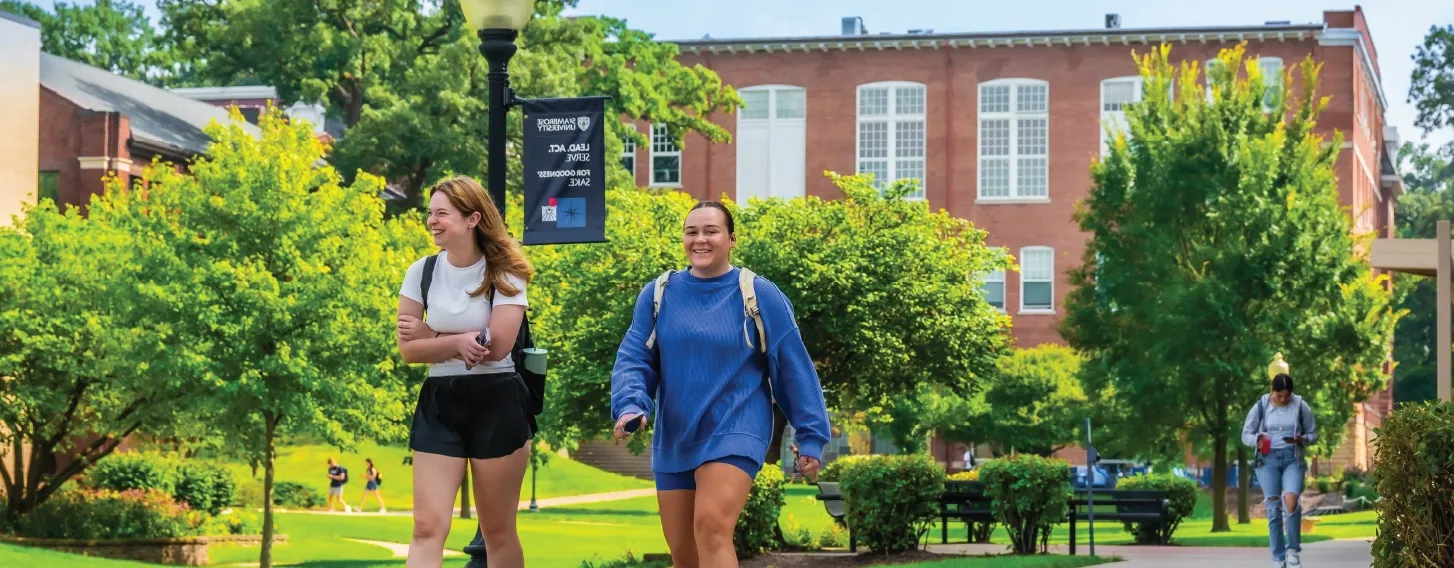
[399,251,528,376]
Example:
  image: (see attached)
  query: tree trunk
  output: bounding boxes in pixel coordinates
[1237,446,1251,524]
[260,417,277,568]
[459,468,472,520]
[764,404,788,465]
[1211,433,1231,532]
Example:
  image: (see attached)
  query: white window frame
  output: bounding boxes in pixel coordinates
[1019,246,1055,314]
[620,124,637,181]
[1100,77,1142,156]
[736,84,808,200]
[855,81,927,200]
[977,78,1050,203]
[977,247,1008,313]
[650,122,681,188]
[1259,57,1284,110]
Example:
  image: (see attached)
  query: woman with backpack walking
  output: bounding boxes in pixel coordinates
[394,176,535,568]
[611,201,832,568]
[1240,369,1319,568]
[357,458,386,513]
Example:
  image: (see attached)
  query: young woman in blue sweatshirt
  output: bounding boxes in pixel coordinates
[611,202,832,568]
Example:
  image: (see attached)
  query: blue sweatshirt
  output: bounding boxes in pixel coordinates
[611,267,832,474]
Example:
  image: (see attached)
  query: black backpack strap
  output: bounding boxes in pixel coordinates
[420,254,439,313]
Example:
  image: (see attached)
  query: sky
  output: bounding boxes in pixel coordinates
[35,0,1454,148]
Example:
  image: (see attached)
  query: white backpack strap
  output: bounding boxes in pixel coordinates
[739,268,767,354]
[645,270,674,350]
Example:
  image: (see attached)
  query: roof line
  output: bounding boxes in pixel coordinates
[668,23,1322,47]
[0,9,41,30]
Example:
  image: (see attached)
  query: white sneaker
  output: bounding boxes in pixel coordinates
[345,505,353,514]
[379,507,387,514]
[1274,561,1286,568]
[1287,550,1301,568]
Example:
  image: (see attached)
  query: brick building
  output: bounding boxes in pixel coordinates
[610,7,1400,475]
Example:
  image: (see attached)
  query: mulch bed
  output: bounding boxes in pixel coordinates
[739,549,949,567]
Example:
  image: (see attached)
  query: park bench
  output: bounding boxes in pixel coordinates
[1066,489,1172,555]
[938,480,996,544]
[814,482,857,552]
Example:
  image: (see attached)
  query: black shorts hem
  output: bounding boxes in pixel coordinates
[408,373,536,460]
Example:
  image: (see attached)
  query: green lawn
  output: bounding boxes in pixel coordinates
[0,545,162,567]
[884,557,1115,568]
[225,442,652,511]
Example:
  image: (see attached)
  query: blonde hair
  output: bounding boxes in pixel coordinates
[427,176,533,297]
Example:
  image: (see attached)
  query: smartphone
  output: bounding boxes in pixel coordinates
[1282,436,1297,444]
[464,328,491,370]
[623,414,643,433]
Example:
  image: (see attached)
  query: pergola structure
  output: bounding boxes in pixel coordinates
[1371,219,1453,402]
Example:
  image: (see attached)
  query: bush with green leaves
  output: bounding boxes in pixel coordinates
[1114,473,1197,544]
[17,489,205,540]
[780,512,849,551]
[1315,477,1334,495]
[271,481,324,509]
[734,465,786,557]
[1372,401,1454,568]
[578,552,671,568]
[86,452,179,496]
[173,462,238,516]
[201,510,262,536]
[839,454,945,553]
[818,455,868,483]
[1344,479,1364,499]
[978,454,1071,554]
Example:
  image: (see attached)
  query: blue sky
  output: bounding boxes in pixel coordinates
[36,0,1454,148]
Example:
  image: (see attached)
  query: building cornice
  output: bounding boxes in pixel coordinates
[1317,28,1387,112]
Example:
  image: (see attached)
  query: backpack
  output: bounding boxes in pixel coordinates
[645,268,766,354]
[1253,395,1306,465]
[420,255,546,424]
[338,467,349,483]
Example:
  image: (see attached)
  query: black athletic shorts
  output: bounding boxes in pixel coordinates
[409,372,535,460]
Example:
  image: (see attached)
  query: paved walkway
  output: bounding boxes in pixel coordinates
[279,487,657,517]
[929,538,1374,567]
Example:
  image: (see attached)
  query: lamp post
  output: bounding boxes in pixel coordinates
[529,445,539,512]
[1269,352,1290,379]
[458,2,534,566]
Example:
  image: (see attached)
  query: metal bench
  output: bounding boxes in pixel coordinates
[814,482,857,552]
[938,480,996,544]
[1067,489,1172,555]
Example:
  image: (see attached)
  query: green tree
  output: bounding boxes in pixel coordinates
[1392,143,1454,405]
[953,344,1089,457]
[1062,44,1399,532]
[0,201,202,518]
[1410,25,1454,133]
[92,109,428,568]
[162,0,739,209]
[1,0,193,86]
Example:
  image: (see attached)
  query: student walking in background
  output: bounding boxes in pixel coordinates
[357,458,387,513]
[326,457,351,513]
[1241,373,1318,568]
[612,201,832,568]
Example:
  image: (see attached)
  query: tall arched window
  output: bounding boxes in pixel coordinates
[856,81,926,199]
[978,79,1048,200]
[736,85,807,202]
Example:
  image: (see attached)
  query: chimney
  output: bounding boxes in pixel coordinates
[1105,13,1122,29]
[842,16,867,36]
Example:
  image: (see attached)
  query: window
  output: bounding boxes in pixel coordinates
[978,79,1049,200]
[1101,77,1141,155]
[978,247,1008,312]
[620,125,637,180]
[856,82,926,199]
[737,85,807,201]
[1259,57,1283,109]
[38,171,59,204]
[1019,246,1054,313]
[650,123,681,187]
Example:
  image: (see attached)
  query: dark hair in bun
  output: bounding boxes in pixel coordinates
[1271,373,1294,393]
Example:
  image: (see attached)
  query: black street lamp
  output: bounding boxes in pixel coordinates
[457,3,534,566]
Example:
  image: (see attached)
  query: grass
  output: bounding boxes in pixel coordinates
[224,441,652,511]
[0,544,161,567]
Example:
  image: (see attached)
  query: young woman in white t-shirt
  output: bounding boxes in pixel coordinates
[394,175,534,568]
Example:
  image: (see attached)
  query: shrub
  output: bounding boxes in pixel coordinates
[978,454,1071,554]
[839,454,944,553]
[1316,477,1334,495]
[948,469,980,482]
[174,462,238,516]
[272,481,324,509]
[86,452,178,496]
[780,512,849,551]
[17,489,204,540]
[1342,467,1368,484]
[201,510,262,536]
[1344,480,1363,499]
[1114,473,1197,544]
[1372,401,1454,568]
[733,464,786,558]
[818,455,868,483]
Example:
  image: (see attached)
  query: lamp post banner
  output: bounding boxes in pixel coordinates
[521,96,610,245]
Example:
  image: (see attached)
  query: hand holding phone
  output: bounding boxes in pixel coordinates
[464,328,492,370]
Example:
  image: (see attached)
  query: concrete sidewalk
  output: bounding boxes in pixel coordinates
[929,538,1374,567]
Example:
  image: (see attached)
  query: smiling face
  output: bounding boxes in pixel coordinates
[683,205,734,274]
[427,190,481,252]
